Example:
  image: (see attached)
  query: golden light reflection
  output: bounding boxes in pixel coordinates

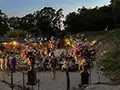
[9,41,19,46]
[2,42,8,45]
[90,40,97,46]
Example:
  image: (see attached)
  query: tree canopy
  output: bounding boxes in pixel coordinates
[0,0,120,36]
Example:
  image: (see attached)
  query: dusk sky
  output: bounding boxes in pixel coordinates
[0,0,110,17]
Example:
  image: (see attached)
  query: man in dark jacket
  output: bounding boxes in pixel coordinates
[11,55,16,72]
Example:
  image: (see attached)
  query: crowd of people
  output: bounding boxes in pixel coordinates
[0,35,96,79]
[0,53,16,75]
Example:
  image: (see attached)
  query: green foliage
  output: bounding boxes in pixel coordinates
[1,0,120,36]
[111,0,120,25]
[98,35,120,83]
[35,7,64,36]
[65,5,114,34]
[0,9,9,35]
[6,29,27,38]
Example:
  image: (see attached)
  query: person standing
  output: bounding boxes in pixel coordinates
[5,55,10,75]
[0,56,6,71]
[49,52,57,80]
[28,56,35,70]
[11,54,17,72]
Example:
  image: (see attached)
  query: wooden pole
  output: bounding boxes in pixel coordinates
[22,72,25,90]
[2,72,5,82]
[89,67,91,84]
[38,79,40,90]
[96,61,101,84]
[66,69,70,90]
[11,71,13,90]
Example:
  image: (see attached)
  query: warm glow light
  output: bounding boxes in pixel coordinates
[66,41,70,45]
[39,42,42,45]
[90,40,97,46]
[72,43,76,48]
[10,41,18,46]
[2,42,7,45]
[13,41,17,45]
[65,38,71,46]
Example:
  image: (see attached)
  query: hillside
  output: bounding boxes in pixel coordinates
[83,28,120,84]
[79,28,120,41]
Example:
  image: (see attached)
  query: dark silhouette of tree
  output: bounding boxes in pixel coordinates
[8,17,21,29]
[65,4,114,34]
[110,0,120,26]
[0,9,9,35]
[34,7,64,37]
[65,12,86,34]
[35,7,56,37]
[0,1,120,36]
[52,8,64,37]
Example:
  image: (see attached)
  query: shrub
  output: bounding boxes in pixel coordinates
[98,41,120,83]
[6,29,27,38]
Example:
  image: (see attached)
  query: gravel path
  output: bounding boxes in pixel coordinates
[0,81,18,90]
[0,71,81,90]
[85,84,120,90]
[0,65,111,90]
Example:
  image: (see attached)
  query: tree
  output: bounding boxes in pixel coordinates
[51,8,65,37]
[0,9,9,35]
[52,8,64,31]
[8,16,21,29]
[35,7,56,36]
[38,7,56,36]
[28,26,42,36]
[65,12,84,33]
[0,3,119,36]
[20,14,36,30]
[65,5,114,34]
[110,0,120,26]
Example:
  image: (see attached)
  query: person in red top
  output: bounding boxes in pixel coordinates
[21,50,27,61]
